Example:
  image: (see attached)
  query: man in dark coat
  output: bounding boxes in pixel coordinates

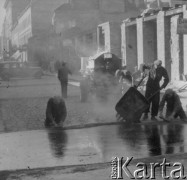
[158,89,187,122]
[142,60,169,121]
[44,96,67,127]
[58,62,72,98]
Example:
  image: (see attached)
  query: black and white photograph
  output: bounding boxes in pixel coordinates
[0,0,187,179]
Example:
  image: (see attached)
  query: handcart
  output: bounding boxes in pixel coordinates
[115,77,159,123]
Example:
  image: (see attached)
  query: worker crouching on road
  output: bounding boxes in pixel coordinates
[44,96,67,127]
[158,89,187,122]
[142,60,169,121]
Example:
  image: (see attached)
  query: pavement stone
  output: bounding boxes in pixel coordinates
[0,77,117,133]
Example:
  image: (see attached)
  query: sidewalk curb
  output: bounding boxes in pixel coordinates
[1,152,187,179]
[62,120,187,131]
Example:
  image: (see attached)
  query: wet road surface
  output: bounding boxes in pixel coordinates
[0,123,187,171]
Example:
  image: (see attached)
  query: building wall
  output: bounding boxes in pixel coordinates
[75,30,97,57]
[31,0,68,36]
[121,24,138,72]
[145,0,171,8]
[135,19,158,67]
[70,0,136,12]
[1,20,8,53]
[143,21,157,64]
[10,0,66,44]
[3,1,12,51]
[126,0,146,11]
[11,0,31,26]
[137,18,144,67]
[123,5,187,82]
[53,0,142,48]
[54,9,100,37]
[99,0,125,13]
[156,10,184,81]
[110,23,121,57]
[52,0,145,72]
[18,7,32,46]
[97,22,121,57]
[164,17,172,78]
[4,1,12,39]
[170,15,182,81]
[121,23,126,66]
[183,6,187,76]
[70,0,99,9]
[157,11,166,65]
[98,22,111,52]
[53,2,100,71]
[145,0,187,8]
[0,36,2,57]
[170,0,187,7]
[9,0,67,62]
[12,7,32,47]
[3,0,32,34]
[11,0,68,62]
[3,0,31,52]
[11,7,32,62]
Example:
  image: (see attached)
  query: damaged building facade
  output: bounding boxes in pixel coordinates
[53,0,187,78]
[2,0,187,81]
[52,0,145,72]
[122,4,187,82]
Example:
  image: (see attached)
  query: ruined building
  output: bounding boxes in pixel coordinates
[52,0,145,72]
[122,4,187,82]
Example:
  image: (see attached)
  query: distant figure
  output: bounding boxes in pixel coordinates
[58,62,72,98]
[142,60,169,121]
[115,66,132,86]
[115,66,132,95]
[158,89,187,122]
[44,96,67,127]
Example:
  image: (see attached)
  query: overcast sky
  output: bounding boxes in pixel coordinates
[0,0,5,35]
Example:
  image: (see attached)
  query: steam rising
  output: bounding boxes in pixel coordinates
[88,73,131,123]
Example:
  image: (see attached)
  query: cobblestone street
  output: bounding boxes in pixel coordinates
[0,76,117,133]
